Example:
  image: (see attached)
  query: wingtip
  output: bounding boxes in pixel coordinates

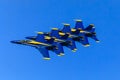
[72,48,77,52]
[84,44,90,47]
[43,57,51,60]
[96,40,100,43]
[58,53,65,56]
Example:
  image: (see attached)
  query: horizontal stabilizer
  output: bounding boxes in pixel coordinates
[85,24,95,32]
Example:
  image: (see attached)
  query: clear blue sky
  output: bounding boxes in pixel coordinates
[0,0,120,80]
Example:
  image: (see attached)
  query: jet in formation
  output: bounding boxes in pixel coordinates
[11,20,99,60]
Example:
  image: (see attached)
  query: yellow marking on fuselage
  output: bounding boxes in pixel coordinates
[80,30,85,33]
[71,28,87,34]
[45,36,51,40]
[59,32,65,36]
[54,38,65,42]
[28,40,51,46]
[70,28,86,33]
[68,34,78,38]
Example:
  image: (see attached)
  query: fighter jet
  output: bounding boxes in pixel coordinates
[72,20,99,42]
[59,23,90,47]
[11,32,64,60]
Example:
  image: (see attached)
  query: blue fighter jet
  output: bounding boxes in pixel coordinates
[60,23,90,47]
[73,20,99,42]
[11,32,64,60]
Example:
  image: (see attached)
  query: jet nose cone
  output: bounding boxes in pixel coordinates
[11,40,22,44]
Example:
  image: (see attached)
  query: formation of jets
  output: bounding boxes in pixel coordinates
[11,20,99,60]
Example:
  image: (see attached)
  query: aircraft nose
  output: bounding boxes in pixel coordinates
[11,40,22,44]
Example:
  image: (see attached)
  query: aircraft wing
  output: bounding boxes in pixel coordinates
[53,43,64,56]
[89,34,99,42]
[80,34,90,46]
[37,47,50,60]
[67,39,77,52]
[26,33,65,56]
[85,24,95,32]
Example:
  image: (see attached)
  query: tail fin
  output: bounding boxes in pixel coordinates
[50,28,60,38]
[62,24,71,33]
[75,20,84,29]
[85,24,95,32]
[36,32,46,42]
